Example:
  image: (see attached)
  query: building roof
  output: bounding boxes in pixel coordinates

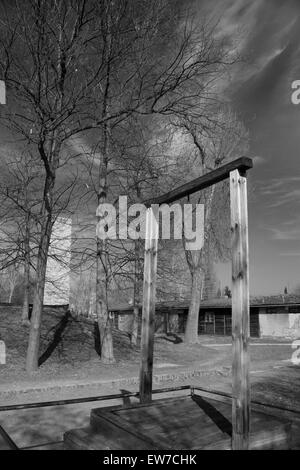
[110,294,300,313]
[250,294,300,306]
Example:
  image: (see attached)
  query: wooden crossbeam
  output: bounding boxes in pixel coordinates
[145,157,252,207]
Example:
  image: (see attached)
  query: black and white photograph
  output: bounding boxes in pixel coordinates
[0,0,299,456]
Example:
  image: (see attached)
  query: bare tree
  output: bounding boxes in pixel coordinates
[178,110,249,343]
[0,150,43,322]
[0,264,21,303]
[0,0,116,371]
[0,0,233,370]
[68,1,232,361]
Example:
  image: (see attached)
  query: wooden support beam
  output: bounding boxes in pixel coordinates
[145,157,252,207]
[139,207,158,403]
[230,168,250,450]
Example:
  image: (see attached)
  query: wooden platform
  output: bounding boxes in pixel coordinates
[64,394,291,450]
[0,435,13,450]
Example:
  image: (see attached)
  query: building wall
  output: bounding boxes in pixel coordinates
[113,308,300,338]
[113,309,260,337]
[44,218,72,305]
[289,313,300,338]
[259,309,300,338]
[114,311,180,336]
[118,312,134,334]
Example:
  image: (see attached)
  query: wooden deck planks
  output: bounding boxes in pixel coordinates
[0,435,14,450]
[86,395,291,450]
[64,426,156,450]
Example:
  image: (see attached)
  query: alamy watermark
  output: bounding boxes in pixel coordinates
[0,340,6,365]
[291,80,300,105]
[0,80,6,105]
[96,196,204,251]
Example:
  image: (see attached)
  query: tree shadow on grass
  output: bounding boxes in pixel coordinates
[93,322,101,357]
[38,310,71,366]
[161,333,183,344]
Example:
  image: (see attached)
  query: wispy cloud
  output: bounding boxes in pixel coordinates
[265,211,300,241]
[280,252,300,256]
[257,176,300,209]
[269,227,300,241]
[267,189,300,208]
[252,155,265,166]
[67,136,101,167]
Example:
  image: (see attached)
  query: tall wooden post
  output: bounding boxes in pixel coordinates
[230,169,250,450]
[139,206,158,403]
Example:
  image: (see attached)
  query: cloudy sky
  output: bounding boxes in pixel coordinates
[198,0,300,294]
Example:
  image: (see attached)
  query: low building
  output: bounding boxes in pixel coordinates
[111,295,300,339]
[44,217,72,305]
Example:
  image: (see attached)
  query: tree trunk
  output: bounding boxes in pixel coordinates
[95,116,115,363]
[26,171,54,374]
[7,286,14,304]
[95,8,115,364]
[184,267,203,343]
[21,284,30,325]
[183,181,215,344]
[21,212,30,325]
[131,240,141,347]
[96,238,115,363]
[95,109,115,363]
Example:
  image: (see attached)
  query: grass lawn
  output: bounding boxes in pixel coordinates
[0,307,298,409]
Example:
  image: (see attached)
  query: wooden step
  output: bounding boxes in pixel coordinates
[64,426,157,450]
[203,423,291,450]
[64,421,291,451]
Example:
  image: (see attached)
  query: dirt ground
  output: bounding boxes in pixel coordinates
[0,335,226,391]
[1,307,296,392]
[0,308,226,388]
[0,335,299,449]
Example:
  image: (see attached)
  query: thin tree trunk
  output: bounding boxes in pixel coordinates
[131,306,139,346]
[184,267,203,343]
[183,180,215,343]
[96,238,115,363]
[21,211,30,325]
[95,5,115,364]
[7,286,14,304]
[21,282,30,324]
[26,170,55,373]
[95,122,115,363]
[131,240,141,346]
